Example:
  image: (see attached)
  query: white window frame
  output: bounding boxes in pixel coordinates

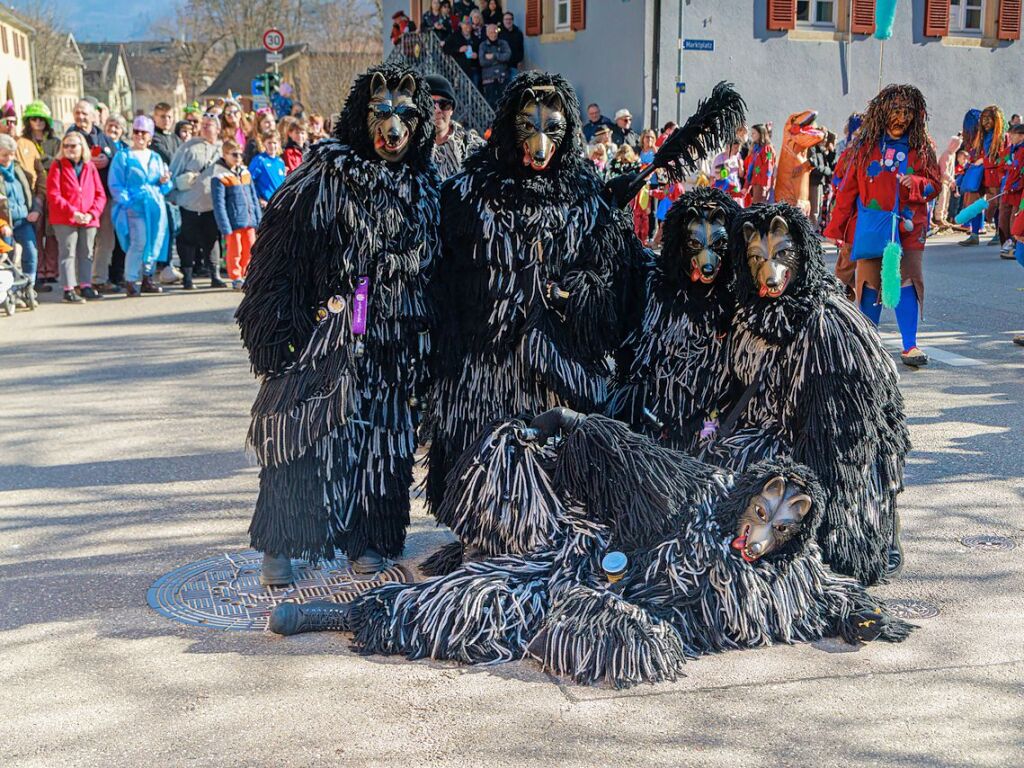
[796,0,838,28]
[554,0,572,32]
[950,0,985,35]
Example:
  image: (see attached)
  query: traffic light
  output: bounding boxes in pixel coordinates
[266,71,282,97]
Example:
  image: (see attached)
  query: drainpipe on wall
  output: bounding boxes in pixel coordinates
[651,0,661,131]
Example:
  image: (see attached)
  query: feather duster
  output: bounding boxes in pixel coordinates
[611,82,747,207]
[881,240,903,309]
[954,196,989,225]
[874,0,898,40]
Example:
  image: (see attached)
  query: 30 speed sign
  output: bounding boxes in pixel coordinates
[262,29,285,53]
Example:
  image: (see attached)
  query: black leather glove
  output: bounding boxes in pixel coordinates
[527,407,585,441]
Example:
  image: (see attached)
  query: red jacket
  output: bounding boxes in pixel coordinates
[1001,142,1024,209]
[744,142,775,188]
[824,140,940,252]
[283,142,304,174]
[46,158,106,228]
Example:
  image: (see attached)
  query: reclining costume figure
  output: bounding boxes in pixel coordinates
[235,64,439,582]
[705,204,910,586]
[269,411,913,689]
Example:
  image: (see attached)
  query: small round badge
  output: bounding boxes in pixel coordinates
[327,295,345,314]
[315,308,328,322]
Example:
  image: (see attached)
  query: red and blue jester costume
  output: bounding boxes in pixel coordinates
[997,135,1024,248]
[824,84,940,367]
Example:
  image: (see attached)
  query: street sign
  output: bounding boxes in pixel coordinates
[683,38,714,51]
[266,52,284,63]
[675,82,686,94]
[262,28,285,53]
[253,96,269,109]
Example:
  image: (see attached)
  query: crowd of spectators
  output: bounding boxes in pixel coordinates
[1,94,317,309]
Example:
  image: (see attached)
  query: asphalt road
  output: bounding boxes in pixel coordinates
[1,234,1022,767]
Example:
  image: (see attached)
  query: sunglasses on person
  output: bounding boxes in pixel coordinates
[433,99,454,112]
[227,151,244,158]
[132,129,149,135]
[371,103,417,119]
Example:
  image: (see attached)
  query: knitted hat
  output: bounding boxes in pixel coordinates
[425,74,457,108]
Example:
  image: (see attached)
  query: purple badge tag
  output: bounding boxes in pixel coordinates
[352,276,369,335]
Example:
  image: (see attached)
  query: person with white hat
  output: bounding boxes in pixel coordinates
[612,108,640,151]
[108,115,173,296]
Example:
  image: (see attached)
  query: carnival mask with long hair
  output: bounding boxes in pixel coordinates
[731,475,813,563]
[515,86,567,172]
[742,215,798,298]
[367,72,419,163]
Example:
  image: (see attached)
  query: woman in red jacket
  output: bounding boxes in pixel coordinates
[46,131,107,303]
[825,84,940,368]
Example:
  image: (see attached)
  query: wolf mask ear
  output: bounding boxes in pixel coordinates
[787,493,813,520]
[396,73,417,99]
[742,221,759,244]
[768,215,790,238]
[370,72,388,101]
[519,88,538,111]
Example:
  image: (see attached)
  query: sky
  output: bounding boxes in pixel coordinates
[11,0,170,41]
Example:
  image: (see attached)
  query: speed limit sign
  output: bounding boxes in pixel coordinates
[262,28,285,53]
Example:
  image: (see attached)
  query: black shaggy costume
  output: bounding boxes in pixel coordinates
[424,72,646,519]
[341,415,912,689]
[705,204,910,586]
[235,64,440,563]
[607,187,742,452]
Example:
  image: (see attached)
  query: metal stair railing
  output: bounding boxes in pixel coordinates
[386,31,495,134]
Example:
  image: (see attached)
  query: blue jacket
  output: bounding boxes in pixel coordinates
[248,153,286,204]
[108,149,172,269]
[210,160,262,235]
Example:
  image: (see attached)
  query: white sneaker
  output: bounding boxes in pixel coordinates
[159,264,183,285]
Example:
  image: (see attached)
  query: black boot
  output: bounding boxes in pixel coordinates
[208,257,227,288]
[269,600,352,636]
[182,267,194,290]
[885,511,904,578]
[259,552,295,586]
[351,548,384,576]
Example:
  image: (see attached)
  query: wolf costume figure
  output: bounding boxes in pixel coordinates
[607,187,742,452]
[424,71,647,522]
[269,411,912,689]
[235,64,439,583]
[706,204,910,586]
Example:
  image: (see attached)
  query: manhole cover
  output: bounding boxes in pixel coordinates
[960,535,1016,551]
[885,598,940,620]
[148,549,412,631]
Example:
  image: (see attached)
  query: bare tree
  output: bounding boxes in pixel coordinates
[14,1,69,97]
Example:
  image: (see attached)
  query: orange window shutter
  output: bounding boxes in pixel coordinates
[766,0,796,31]
[571,0,586,31]
[526,0,542,36]
[998,0,1022,40]
[850,0,876,34]
[923,0,950,36]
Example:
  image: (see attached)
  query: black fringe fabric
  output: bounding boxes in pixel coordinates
[349,416,913,688]
[606,187,742,452]
[708,204,911,585]
[418,541,464,577]
[237,64,440,563]
[424,71,647,515]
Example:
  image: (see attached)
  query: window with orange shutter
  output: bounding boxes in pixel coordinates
[767,0,797,30]
[525,0,542,36]
[571,0,586,30]
[923,0,951,35]
[850,0,877,33]
[998,0,1022,39]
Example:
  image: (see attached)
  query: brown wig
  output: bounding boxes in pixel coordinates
[849,84,937,179]
[973,105,1005,163]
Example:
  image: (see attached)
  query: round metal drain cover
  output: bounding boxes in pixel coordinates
[960,535,1016,551]
[885,598,940,620]
[148,549,412,631]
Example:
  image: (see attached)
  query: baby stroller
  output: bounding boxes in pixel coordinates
[0,249,35,316]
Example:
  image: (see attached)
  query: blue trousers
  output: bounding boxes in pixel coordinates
[5,219,38,284]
